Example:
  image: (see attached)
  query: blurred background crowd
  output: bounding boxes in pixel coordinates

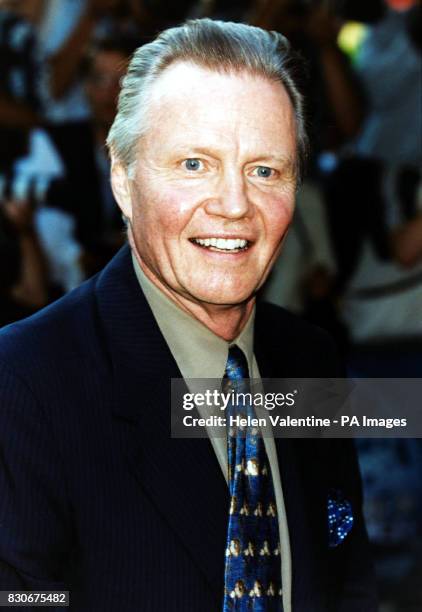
[0,0,421,609]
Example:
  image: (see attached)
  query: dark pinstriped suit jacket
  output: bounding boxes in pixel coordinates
[0,245,377,611]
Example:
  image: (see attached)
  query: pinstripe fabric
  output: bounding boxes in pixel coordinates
[0,245,377,611]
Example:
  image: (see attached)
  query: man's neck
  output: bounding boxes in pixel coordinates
[164,294,254,342]
[129,236,254,342]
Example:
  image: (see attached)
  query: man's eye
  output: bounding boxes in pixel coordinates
[183,158,203,171]
[253,166,274,178]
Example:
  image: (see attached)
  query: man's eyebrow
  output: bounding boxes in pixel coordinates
[171,145,221,158]
[253,155,295,167]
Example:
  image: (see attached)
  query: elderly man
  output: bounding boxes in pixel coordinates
[0,19,376,612]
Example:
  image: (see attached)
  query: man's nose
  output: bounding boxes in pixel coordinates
[204,171,252,220]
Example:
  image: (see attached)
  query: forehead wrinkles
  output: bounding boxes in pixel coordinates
[141,65,296,161]
[147,73,250,133]
[148,63,293,124]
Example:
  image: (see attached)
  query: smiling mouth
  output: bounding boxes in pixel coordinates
[190,237,251,253]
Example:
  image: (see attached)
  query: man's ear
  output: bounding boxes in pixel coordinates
[110,160,133,222]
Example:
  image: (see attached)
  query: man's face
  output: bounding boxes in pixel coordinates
[115,62,297,309]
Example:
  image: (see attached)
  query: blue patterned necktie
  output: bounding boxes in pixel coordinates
[223,345,283,611]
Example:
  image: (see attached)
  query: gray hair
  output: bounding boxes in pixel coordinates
[107,18,308,181]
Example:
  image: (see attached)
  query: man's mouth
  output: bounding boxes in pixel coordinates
[190,237,251,253]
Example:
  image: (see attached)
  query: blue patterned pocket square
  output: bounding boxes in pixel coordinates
[328,489,354,548]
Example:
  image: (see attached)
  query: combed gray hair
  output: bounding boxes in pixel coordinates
[107,18,308,181]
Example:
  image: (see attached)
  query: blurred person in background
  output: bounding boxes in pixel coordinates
[38,0,121,250]
[32,1,144,288]
[82,36,133,273]
[0,199,48,327]
[0,0,89,297]
[323,0,422,373]
[0,0,45,174]
[321,2,422,610]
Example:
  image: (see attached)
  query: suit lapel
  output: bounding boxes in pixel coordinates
[94,246,228,593]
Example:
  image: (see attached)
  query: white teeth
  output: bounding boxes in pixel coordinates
[193,237,248,250]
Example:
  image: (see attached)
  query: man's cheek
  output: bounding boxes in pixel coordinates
[266,211,293,245]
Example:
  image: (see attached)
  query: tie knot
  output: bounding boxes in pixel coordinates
[225,345,249,381]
